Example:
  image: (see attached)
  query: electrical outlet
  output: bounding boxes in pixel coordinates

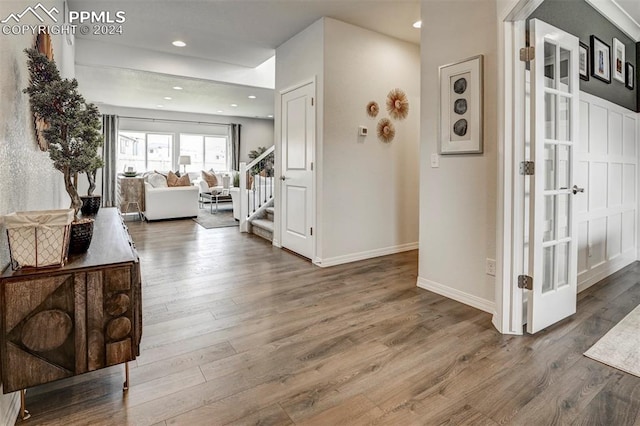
[486,258,496,276]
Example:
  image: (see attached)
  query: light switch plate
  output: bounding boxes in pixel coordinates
[431,153,439,168]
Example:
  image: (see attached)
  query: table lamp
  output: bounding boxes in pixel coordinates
[179,155,191,173]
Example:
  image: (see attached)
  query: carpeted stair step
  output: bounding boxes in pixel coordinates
[266,207,275,221]
[250,218,273,242]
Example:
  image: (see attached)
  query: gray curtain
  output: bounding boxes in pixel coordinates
[102,115,119,207]
[230,123,241,171]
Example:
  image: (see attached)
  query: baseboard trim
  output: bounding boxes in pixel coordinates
[578,251,637,293]
[314,242,418,268]
[416,277,495,314]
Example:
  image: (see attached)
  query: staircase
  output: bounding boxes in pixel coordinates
[249,206,274,242]
[239,145,275,238]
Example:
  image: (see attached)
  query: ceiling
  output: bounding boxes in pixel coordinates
[68,0,422,119]
[616,0,640,25]
[69,0,640,120]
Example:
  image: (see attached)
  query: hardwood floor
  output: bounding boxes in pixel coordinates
[17,218,640,425]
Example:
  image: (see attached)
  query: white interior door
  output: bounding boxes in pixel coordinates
[280,82,315,259]
[527,19,581,333]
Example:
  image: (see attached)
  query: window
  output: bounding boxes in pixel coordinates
[180,134,229,172]
[117,132,173,172]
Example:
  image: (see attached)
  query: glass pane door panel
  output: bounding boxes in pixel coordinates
[557,243,570,289]
[560,48,571,92]
[557,144,570,189]
[558,96,571,141]
[542,245,555,293]
[544,144,556,190]
[544,41,557,89]
[545,93,557,140]
[557,194,569,239]
[544,195,555,242]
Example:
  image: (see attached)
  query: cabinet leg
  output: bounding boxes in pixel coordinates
[123,362,129,392]
[20,389,31,420]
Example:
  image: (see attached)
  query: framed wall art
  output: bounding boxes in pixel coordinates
[590,35,610,84]
[579,42,589,81]
[613,38,625,83]
[626,62,635,90]
[439,55,483,155]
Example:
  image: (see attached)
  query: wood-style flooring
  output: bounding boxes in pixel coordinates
[17,218,640,425]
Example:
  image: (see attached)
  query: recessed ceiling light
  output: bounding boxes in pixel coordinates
[156,104,164,108]
[217,110,224,113]
[163,96,172,100]
[230,104,238,107]
[172,40,186,47]
[173,86,183,90]
[267,115,273,118]
[413,20,422,29]
[248,95,256,99]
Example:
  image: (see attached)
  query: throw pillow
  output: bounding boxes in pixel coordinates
[202,170,217,188]
[147,173,168,188]
[167,171,180,187]
[175,174,191,187]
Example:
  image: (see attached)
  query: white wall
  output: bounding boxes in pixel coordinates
[576,92,639,291]
[319,18,420,265]
[417,0,499,313]
[275,18,420,266]
[274,19,324,250]
[0,1,72,422]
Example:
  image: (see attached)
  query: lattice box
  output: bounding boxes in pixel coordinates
[4,209,74,269]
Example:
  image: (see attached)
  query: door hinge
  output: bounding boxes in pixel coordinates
[310,227,313,236]
[518,275,533,290]
[520,161,535,175]
[311,162,313,171]
[520,46,535,62]
[311,97,314,106]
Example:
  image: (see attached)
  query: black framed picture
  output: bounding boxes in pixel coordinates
[579,42,589,81]
[590,35,611,84]
[626,62,635,90]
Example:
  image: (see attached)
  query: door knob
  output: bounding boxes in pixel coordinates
[280,176,287,181]
[572,185,584,194]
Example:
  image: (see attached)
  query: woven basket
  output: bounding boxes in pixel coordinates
[4,209,74,269]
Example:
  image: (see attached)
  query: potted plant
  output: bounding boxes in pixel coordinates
[24,48,104,254]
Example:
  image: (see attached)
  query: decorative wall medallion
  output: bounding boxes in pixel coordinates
[386,88,409,120]
[366,101,379,118]
[377,118,395,143]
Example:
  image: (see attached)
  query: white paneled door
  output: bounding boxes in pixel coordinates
[280,82,315,259]
[527,19,580,333]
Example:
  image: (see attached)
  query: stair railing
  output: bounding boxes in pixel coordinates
[239,145,275,232]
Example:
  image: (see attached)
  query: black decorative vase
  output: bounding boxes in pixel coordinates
[80,195,102,216]
[68,219,94,255]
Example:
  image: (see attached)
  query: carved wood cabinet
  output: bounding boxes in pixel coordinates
[0,208,142,394]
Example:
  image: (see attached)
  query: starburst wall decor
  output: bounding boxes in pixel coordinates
[377,118,395,143]
[386,88,409,120]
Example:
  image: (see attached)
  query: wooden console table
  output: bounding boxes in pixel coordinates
[0,208,142,420]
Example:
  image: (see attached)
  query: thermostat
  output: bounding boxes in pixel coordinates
[359,126,368,136]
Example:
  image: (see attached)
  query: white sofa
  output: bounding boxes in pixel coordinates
[144,182,199,221]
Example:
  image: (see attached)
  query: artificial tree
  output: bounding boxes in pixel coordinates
[23,48,103,220]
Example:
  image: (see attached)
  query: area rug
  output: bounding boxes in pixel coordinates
[193,205,238,229]
[584,304,640,377]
